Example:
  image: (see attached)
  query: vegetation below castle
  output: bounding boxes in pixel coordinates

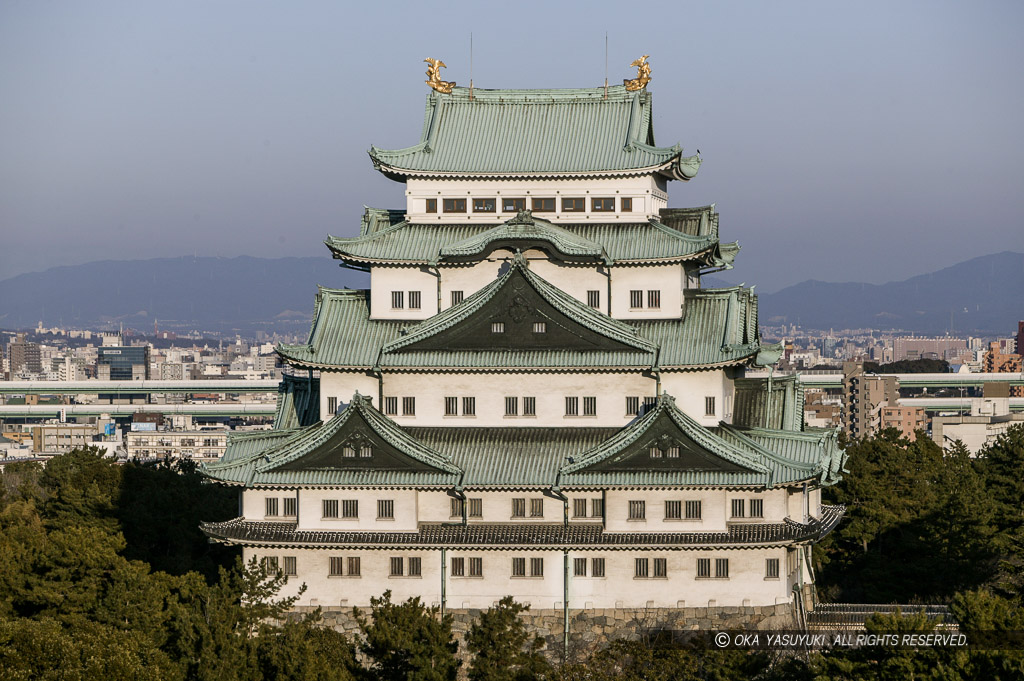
[2,429,1024,680]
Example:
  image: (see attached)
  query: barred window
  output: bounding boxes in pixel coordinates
[766,558,780,579]
[391,291,404,309]
[390,557,404,576]
[643,396,657,414]
[685,500,702,520]
[665,500,682,520]
[263,556,279,573]
[750,499,764,518]
[592,557,606,577]
[523,397,536,416]
[402,397,416,416]
[384,397,398,415]
[583,396,596,416]
[343,446,357,458]
[378,499,394,519]
[284,556,297,576]
[731,499,745,518]
[512,557,526,577]
[445,397,458,416]
[705,396,716,416]
[647,290,661,308]
[360,446,372,458]
[696,558,711,579]
[626,396,640,416]
[530,557,544,577]
[565,396,579,416]
[347,557,361,576]
[408,291,421,309]
[654,558,667,578]
[327,396,338,414]
[451,498,464,518]
[635,558,649,578]
[469,557,483,577]
[512,498,526,518]
[323,499,339,519]
[409,557,422,577]
[628,500,646,520]
[574,557,587,576]
[341,500,358,518]
[591,498,604,518]
[492,322,505,334]
[587,290,601,308]
[667,446,680,458]
[450,290,464,306]
[630,290,643,308]
[462,397,476,416]
[573,498,588,518]
[283,497,297,517]
[468,498,482,517]
[451,557,465,577]
[505,397,518,416]
[715,558,730,579]
[530,498,544,517]
[265,497,279,517]
[649,446,663,459]
[533,321,546,333]
[329,556,344,576]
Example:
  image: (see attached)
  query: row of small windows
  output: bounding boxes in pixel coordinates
[389,395,707,418]
[390,289,660,314]
[391,291,422,310]
[280,554,780,581]
[629,290,661,309]
[626,499,763,521]
[426,197,634,214]
[265,497,298,518]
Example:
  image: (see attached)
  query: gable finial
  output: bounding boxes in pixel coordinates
[624,55,651,91]
[508,209,535,226]
[425,58,456,94]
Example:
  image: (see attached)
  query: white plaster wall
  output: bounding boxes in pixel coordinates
[418,490,563,524]
[447,551,563,610]
[528,257,610,314]
[406,176,666,224]
[609,265,684,320]
[319,372,380,422]
[602,489,790,533]
[438,257,504,309]
[242,489,298,521]
[659,370,731,428]
[382,372,656,427]
[295,488,419,531]
[369,267,439,320]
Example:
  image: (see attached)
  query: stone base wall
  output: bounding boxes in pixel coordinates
[297,602,797,662]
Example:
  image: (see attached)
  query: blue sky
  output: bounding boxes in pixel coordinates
[2,0,1022,292]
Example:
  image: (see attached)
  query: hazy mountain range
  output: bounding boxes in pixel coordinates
[1,252,1020,336]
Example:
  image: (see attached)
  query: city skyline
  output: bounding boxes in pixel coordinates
[3,0,1023,292]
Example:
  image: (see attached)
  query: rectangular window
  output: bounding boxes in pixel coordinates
[265,497,279,517]
[562,197,585,212]
[750,499,764,518]
[531,197,555,212]
[384,397,398,415]
[592,197,615,212]
[628,500,646,520]
[573,498,588,518]
[390,557,404,576]
[450,290,464,306]
[391,291,404,309]
[451,557,465,577]
[512,498,526,518]
[342,500,358,519]
[626,396,640,416]
[532,321,546,333]
[587,290,601,308]
[666,446,680,458]
[665,500,682,520]
[263,556,279,573]
[574,557,587,576]
[462,397,476,416]
[283,497,297,517]
[425,198,437,213]
[505,396,518,416]
[705,396,716,416]
[284,556,297,576]
[451,498,464,518]
[565,396,579,416]
[649,446,663,459]
[468,498,482,518]
[445,396,458,416]
[408,291,421,309]
[685,500,702,520]
[512,557,526,577]
[635,558,649,578]
[402,397,416,416]
[766,558,780,579]
[409,557,422,577]
[647,290,661,309]
[696,558,711,579]
[621,197,633,211]
[327,396,338,415]
[630,290,643,308]
[591,498,604,518]
[530,498,544,518]
[643,396,657,414]
[491,321,505,333]
[473,198,496,213]
[347,557,361,576]
[716,558,730,579]
[503,197,526,212]
[731,499,745,518]
[443,198,467,213]
[360,446,372,458]
[523,397,536,416]
[329,556,344,576]
[592,557,605,577]
[583,396,596,416]
[323,499,339,519]
[343,445,357,458]
[654,558,667,578]
[469,557,483,577]
[531,557,544,577]
[378,499,394,519]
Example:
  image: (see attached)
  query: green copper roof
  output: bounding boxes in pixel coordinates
[326,207,737,268]
[732,374,804,431]
[369,85,700,180]
[273,373,320,429]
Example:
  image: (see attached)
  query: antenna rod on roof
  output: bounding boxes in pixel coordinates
[469,32,474,101]
[604,32,608,99]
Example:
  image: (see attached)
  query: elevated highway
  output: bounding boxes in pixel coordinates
[0,403,277,418]
[746,372,1024,389]
[0,379,280,395]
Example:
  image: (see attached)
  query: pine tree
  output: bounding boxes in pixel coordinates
[466,596,551,681]
[355,590,460,681]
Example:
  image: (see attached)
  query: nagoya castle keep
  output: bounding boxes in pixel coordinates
[201,59,847,639]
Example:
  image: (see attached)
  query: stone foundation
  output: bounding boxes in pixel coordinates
[297,602,797,661]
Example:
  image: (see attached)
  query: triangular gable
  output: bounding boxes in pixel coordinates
[382,254,657,355]
[439,211,609,264]
[563,394,768,475]
[259,394,461,475]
